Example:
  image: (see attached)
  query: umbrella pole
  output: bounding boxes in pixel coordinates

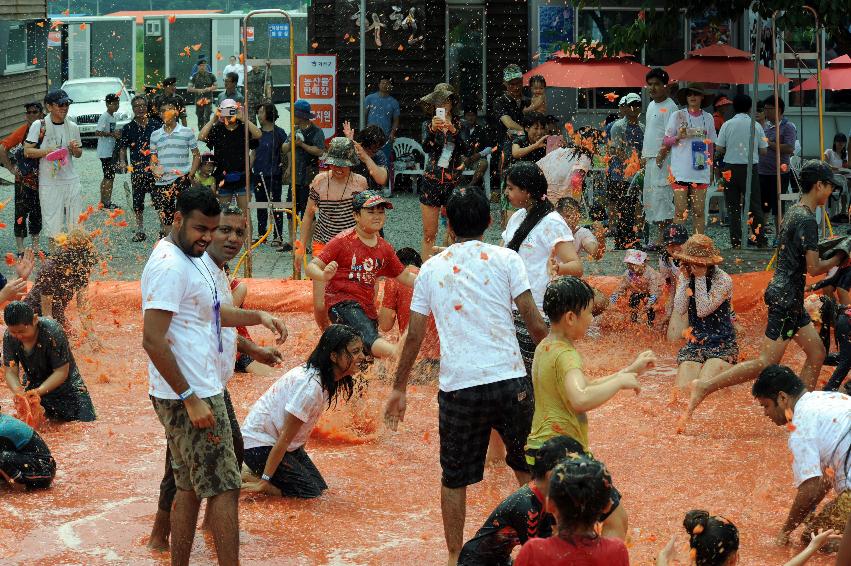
[803,6,824,162]
[772,12,783,229]
[743,13,763,246]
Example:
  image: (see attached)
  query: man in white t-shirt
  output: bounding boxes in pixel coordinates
[752,364,851,548]
[141,186,287,561]
[384,187,548,565]
[23,89,83,252]
[95,93,121,209]
[641,69,679,248]
[222,55,249,87]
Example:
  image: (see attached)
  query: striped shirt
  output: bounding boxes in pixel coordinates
[309,170,367,244]
[149,124,198,185]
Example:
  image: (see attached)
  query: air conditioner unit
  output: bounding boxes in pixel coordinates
[145,20,162,37]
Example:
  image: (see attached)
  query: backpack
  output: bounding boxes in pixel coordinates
[12,120,44,188]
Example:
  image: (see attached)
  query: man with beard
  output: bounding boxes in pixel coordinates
[141,187,287,564]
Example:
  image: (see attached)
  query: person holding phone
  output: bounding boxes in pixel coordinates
[418,83,470,260]
[669,234,738,400]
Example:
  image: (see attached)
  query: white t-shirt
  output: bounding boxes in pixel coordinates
[96,111,117,159]
[222,63,248,86]
[536,148,592,203]
[642,98,679,158]
[572,226,597,257]
[26,119,81,182]
[665,109,717,184]
[716,113,768,165]
[789,391,851,493]
[825,149,845,169]
[202,252,237,387]
[241,365,328,451]
[141,240,224,400]
[411,240,531,392]
[501,210,573,311]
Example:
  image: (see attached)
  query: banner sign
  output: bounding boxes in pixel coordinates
[295,54,337,139]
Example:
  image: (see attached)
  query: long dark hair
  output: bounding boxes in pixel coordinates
[505,162,553,252]
[548,455,613,539]
[305,324,360,407]
[834,133,848,161]
[818,295,842,352]
[683,510,739,566]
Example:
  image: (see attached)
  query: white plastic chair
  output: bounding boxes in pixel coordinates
[704,182,727,224]
[393,137,426,194]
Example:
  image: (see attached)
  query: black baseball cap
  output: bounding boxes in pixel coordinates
[162,77,177,86]
[352,190,393,211]
[44,89,73,105]
[105,93,120,104]
[801,159,844,189]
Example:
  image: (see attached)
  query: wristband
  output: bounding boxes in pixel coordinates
[177,387,194,401]
[261,473,272,482]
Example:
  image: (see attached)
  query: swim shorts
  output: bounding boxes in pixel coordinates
[677,341,739,365]
[419,177,455,208]
[764,286,810,341]
[438,377,533,489]
[328,300,379,353]
[151,393,241,500]
[100,157,116,180]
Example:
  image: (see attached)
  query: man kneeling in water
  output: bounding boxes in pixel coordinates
[458,435,626,565]
[0,404,55,490]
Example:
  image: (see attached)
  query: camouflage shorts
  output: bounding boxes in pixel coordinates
[150,394,241,499]
[802,489,851,545]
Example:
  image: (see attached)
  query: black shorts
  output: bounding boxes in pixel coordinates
[152,178,189,226]
[419,177,457,208]
[765,287,810,341]
[100,158,115,180]
[328,300,379,353]
[438,377,534,489]
[130,171,155,212]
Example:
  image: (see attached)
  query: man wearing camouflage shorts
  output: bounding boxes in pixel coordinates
[142,186,287,564]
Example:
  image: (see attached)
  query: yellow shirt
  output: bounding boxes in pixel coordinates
[526,335,588,454]
[194,173,215,189]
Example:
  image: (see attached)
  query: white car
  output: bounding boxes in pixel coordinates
[61,77,133,140]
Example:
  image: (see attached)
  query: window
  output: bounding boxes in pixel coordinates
[446,6,486,113]
[6,24,29,72]
[577,8,685,67]
[145,20,162,38]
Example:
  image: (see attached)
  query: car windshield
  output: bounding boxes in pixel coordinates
[62,82,127,104]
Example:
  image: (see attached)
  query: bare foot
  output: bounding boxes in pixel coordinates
[241,463,260,484]
[676,380,708,434]
[146,536,169,552]
[147,509,170,551]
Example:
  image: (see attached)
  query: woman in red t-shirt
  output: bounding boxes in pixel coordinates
[514,455,629,566]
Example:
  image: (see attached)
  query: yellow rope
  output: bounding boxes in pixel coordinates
[232,206,308,278]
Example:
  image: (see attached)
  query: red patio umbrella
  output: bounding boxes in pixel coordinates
[790,54,851,91]
[524,51,651,88]
[665,44,789,85]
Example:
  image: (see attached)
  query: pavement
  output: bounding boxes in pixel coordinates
[0,105,797,281]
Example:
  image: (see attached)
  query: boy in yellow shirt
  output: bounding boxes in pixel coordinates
[526,276,655,456]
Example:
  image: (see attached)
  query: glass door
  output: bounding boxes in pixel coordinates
[446,5,486,112]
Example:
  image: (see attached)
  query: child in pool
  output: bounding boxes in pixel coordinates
[656,509,839,566]
[609,249,664,326]
[514,454,629,565]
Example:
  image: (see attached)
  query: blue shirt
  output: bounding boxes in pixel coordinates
[364,92,400,137]
[119,116,164,166]
[0,413,34,449]
[758,118,797,175]
[252,126,289,178]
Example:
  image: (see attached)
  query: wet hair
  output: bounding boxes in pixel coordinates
[756,100,765,113]
[752,364,805,402]
[543,276,595,322]
[446,187,490,238]
[177,185,222,218]
[225,72,239,84]
[356,125,387,151]
[816,295,842,353]
[158,97,179,111]
[259,102,278,122]
[604,113,620,126]
[505,162,552,251]
[131,94,148,106]
[395,247,422,268]
[545,114,559,126]
[532,435,585,480]
[378,74,393,83]
[763,95,785,114]
[306,324,360,407]
[522,112,548,129]
[55,229,99,276]
[4,301,35,326]
[556,196,581,217]
[732,94,752,114]
[529,75,546,88]
[463,104,479,115]
[833,133,848,161]
[222,204,243,217]
[683,510,740,566]
[548,455,613,535]
[645,67,669,85]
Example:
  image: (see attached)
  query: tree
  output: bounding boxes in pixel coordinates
[572,0,850,60]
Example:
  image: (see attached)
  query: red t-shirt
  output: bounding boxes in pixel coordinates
[318,228,404,319]
[514,535,629,566]
[381,269,440,359]
[1,123,29,151]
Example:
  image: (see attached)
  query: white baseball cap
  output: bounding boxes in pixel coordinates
[619,92,642,107]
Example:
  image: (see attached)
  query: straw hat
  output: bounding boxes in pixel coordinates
[672,234,723,266]
[420,83,458,106]
[322,137,360,168]
[676,82,711,107]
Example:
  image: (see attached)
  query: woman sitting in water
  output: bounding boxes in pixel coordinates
[671,234,738,395]
[656,509,838,566]
[240,324,365,498]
